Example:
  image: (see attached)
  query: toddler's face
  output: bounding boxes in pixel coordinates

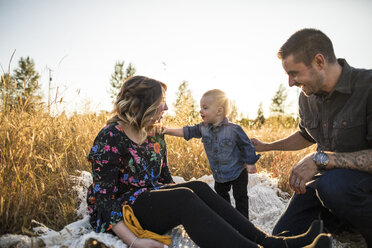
[199,96,220,125]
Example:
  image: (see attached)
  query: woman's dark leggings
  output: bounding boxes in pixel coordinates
[132,181,267,248]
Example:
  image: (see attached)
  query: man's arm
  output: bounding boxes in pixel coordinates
[327,149,372,174]
[290,149,372,195]
[251,131,314,152]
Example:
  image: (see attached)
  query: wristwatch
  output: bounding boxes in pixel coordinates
[313,150,329,170]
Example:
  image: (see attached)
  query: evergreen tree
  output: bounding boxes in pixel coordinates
[13,57,40,96]
[0,73,17,111]
[1,57,41,111]
[254,102,265,126]
[109,61,136,99]
[270,83,287,116]
[13,57,41,110]
[228,100,239,122]
[173,81,199,125]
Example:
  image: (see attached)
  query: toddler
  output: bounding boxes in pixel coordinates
[164,89,260,218]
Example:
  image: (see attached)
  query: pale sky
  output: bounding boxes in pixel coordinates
[1,0,372,118]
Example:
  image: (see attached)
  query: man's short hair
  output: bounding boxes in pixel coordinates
[278,28,337,66]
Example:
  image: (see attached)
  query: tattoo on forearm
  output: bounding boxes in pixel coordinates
[333,150,372,173]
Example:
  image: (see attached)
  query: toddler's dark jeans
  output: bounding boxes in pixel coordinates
[214,168,249,218]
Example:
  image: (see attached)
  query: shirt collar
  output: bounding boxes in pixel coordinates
[331,58,353,95]
[314,58,352,99]
[207,117,229,130]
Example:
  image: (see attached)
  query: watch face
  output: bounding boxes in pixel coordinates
[317,152,328,163]
[314,151,329,169]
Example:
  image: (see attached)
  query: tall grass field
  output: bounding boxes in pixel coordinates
[0,106,315,235]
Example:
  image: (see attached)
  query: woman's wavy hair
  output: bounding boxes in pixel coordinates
[107,76,167,140]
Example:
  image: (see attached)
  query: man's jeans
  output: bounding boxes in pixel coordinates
[272,169,372,247]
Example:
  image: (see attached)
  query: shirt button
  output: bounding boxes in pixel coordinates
[214,149,218,153]
[343,121,348,126]
[323,123,327,127]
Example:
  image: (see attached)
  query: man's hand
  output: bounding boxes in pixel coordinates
[289,153,318,194]
[251,138,268,152]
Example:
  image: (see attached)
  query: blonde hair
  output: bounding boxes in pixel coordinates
[107,76,167,141]
[202,89,231,117]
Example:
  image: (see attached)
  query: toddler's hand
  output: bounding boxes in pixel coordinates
[245,164,257,174]
[162,126,168,134]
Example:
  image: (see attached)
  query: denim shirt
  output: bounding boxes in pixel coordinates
[183,118,261,183]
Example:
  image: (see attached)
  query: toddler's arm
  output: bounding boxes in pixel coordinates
[163,127,184,137]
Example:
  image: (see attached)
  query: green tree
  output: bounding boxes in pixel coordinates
[13,57,41,109]
[1,57,41,111]
[228,100,239,122]
[0,73,17,111]
[238,113,251,128]
[270,83,287,116]
[254,102,265,126]
[109,61,136,99]
[173,81,199,125]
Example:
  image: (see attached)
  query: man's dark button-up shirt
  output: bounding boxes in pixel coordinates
[299,59,372,152]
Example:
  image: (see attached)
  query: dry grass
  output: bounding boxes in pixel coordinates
[0,108,313,235]
[0,108,106,234]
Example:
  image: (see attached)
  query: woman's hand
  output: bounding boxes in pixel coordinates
[133,238,169,248]
[112,221,169,248]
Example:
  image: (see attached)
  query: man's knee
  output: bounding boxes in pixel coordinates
[316,170,348,211]
[316,169,372,213]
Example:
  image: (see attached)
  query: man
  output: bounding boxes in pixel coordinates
[252,28,372,247]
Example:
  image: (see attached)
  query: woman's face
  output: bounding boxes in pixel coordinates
[155,90,168,121]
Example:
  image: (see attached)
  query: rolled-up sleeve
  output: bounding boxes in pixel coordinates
[183,123,202,141]
[298,122,316,143]
[235,125,261,164]
[298,96,317,144]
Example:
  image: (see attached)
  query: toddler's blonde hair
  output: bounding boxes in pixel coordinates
[202,89,231,117]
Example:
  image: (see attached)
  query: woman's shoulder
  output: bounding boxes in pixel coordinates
[93,122,127,144]
[99,122,124,134]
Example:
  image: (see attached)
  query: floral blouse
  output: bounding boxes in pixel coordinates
[87,122,174,233]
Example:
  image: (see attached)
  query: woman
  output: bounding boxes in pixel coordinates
[87,76,331,248]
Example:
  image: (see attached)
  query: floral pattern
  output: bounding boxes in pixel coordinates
[86,122,174,233]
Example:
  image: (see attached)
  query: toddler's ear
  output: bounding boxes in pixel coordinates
[217,106,224,115]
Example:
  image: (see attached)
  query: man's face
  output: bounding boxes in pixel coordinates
[282,54,325,96]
